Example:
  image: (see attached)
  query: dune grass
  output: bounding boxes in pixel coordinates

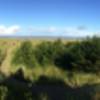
[0,38,100,88]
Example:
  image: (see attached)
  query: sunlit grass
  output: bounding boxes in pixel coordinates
[8,63,100,88]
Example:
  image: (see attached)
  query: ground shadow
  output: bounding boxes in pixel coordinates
[0,69,100,100]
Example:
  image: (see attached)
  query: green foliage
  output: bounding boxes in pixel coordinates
[12,37,100,73]
[34,39,66,66]
[0,86,8,100]
[0,48,6,67]
[69,37,100,72]
[52,37,100,72]
[12,41,36,68]
[34,41,54,65]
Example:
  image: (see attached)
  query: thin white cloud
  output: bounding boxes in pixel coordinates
[28,26,100,37]
[46,27,57,33]
[28,26,90,36]
[0,25,20,35]
[29,26,58,33]
[77,26,88,31]
[62,26,99,37]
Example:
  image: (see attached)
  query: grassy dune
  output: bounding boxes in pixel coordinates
[0,38,100,87]
[0,38,100,100]
[0,38,72,74]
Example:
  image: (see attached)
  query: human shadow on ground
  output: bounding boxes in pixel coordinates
[0,68,100,100]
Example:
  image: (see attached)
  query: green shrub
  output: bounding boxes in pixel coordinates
[12,37,100,73]
[0,86,8,100]
[34,41,55,65]
[0,48,7,67]
[34,39,66,66]
[55,37,100,72]
[70,37,100,72]
[12,41,36,68]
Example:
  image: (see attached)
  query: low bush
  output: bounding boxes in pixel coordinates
[12,37,100,73]
[12,41,37,68]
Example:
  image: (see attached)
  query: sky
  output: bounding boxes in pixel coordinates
[0,0,100,37]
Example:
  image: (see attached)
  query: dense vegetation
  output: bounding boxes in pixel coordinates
[12,41,37,67]
[12,37,100,73]
[0,37,100,100]
[0,48,6,67]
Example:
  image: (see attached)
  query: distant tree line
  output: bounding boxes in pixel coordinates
[12,37,100,73]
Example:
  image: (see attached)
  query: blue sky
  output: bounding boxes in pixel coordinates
[0,0,100,36]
